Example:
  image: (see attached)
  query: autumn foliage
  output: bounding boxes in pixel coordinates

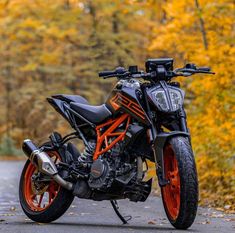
[0,0,234,210]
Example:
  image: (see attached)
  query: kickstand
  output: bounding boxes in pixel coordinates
[110,200,132,224]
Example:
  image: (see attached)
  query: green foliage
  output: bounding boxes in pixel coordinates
[0,136,22,157]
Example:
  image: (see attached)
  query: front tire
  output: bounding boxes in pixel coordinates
[19,147,74,223]
[161,136,198,229]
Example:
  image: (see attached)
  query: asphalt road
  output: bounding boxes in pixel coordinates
[0,161,234,233]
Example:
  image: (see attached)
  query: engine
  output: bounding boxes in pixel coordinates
[88,143,135,190]
[88,158,114,189]
[72,124,152,202]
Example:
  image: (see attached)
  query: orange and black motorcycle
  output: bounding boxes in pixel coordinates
[19,58,214,229]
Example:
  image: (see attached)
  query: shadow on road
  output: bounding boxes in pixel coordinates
[9,221,198,232]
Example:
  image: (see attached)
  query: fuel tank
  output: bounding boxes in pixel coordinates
[105,80,150,125]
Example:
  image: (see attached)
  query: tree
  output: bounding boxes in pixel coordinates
[150,0,235,209]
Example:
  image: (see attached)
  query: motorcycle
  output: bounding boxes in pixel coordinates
[19,58,214,229]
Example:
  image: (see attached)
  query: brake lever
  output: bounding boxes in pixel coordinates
[173,70,215,77]
[196,70,215,74]
[182,72,193,77]
[175,68,215,74]
[174,72,192,77]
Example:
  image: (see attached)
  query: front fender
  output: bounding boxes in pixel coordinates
[153,131,190,187]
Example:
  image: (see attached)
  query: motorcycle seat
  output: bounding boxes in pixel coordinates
[70,102,112,124]
[52,94,88,105]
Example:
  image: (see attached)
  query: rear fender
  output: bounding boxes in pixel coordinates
[153,131,189,187]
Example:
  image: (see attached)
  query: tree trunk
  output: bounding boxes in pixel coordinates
[195,0,208,50]
[112,12,123,66]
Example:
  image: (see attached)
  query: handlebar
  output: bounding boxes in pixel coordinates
[174,67,215,76]
[98,70,117,77]
[99,67,128,79]
[98,63,215,81]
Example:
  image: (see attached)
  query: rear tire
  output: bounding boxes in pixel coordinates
[161,136,198,229]
[19,145,74,223]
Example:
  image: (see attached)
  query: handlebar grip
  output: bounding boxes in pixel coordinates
[98,70,116,77]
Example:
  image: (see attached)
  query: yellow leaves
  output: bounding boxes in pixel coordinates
[197,153,235,210]
[39,52,60,65]
[45,26,77,41]
[63,28,77,37]
[20,18,41,30]
[46,26,62,38]
[20,63,37,72]
[149,0,235,209]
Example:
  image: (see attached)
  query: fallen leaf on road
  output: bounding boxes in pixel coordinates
[148,220,156,225]
[225,218,235,222]
[81,212,90,216]
[200,219,211,224]
[10,207,16,211]
[215,207,224,211]
[211,213,225,218]
[224,205,231,210]
[68,212,75,216]
[1,214,14,217]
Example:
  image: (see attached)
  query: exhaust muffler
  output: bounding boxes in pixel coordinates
[22,139,73,191]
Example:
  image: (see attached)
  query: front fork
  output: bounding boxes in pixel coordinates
[150,107,190,187]
[178,107,189,133]
[142,85,190,187]
[153,131,189,187]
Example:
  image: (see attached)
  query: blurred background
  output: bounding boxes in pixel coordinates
[0,0,234,211]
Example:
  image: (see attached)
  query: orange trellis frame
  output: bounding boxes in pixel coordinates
[93,113,130,160]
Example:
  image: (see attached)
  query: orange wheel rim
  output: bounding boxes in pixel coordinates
[162,144,180,220]
[24,151,61,212]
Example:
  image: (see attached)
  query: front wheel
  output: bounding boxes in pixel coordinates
[19,146,74,223]
[161,136,198,229]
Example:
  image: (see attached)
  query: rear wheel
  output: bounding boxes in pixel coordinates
[161,136,198,229]
[19,146,74,223]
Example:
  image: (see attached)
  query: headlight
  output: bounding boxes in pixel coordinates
[149,86,184,112]
[169,89,183,111]
[155,91,170,112]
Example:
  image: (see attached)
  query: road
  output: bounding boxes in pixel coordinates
[0,161,234,233]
